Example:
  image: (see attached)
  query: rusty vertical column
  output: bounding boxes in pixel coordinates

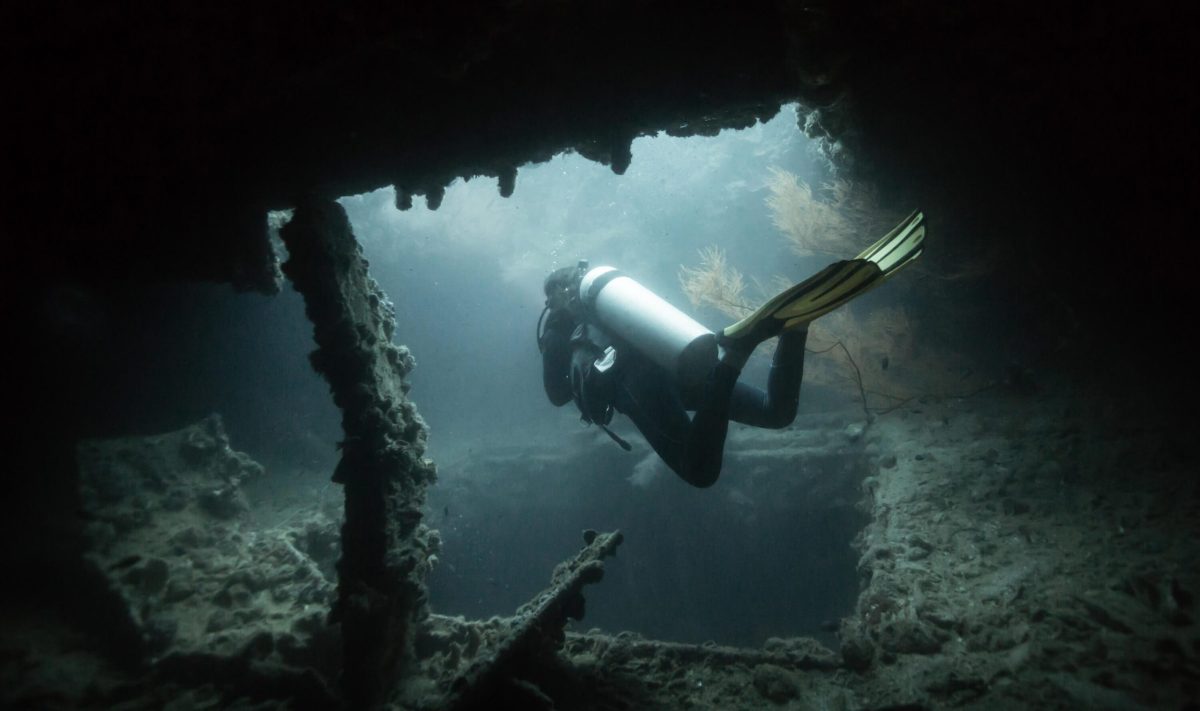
[280,198,438,708]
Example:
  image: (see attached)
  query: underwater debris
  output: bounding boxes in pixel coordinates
[75,417,341,704]
[438,530,623,711]
[281,198,438,707]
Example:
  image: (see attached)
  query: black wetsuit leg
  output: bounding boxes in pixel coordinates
[729,329,808,428]
[614,355,740,488]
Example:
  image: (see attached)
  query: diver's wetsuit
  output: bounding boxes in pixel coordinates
[542,307,807,488]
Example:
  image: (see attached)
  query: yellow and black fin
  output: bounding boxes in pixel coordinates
[720,211,925,348]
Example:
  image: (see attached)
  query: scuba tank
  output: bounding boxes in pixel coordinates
[578,265,717,390]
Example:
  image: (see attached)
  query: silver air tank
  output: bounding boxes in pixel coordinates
[579,266,717,389]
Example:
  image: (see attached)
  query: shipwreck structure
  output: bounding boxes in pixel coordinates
[3,1,1198,709]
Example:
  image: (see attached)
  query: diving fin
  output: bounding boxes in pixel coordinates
[721,210,925,348]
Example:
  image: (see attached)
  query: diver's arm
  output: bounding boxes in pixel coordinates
[542,309,575,406]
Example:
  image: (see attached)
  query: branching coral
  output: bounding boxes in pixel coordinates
[679,167,994,415]
[679,246,753,319]
[807,308,915,409]
[677,168,922,413]
[680,169,898,328]
[765,168,890,259]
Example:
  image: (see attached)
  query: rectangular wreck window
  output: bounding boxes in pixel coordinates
[339,103,883,646]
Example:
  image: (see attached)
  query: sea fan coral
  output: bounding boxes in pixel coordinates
[765,167,888,259]
[679,246,752,319]
[677,167,985,413]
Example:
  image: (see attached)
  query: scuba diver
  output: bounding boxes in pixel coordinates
[538,211,925,488]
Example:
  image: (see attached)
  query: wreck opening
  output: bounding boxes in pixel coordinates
[425,433,872,648]
[340,107,881,647]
